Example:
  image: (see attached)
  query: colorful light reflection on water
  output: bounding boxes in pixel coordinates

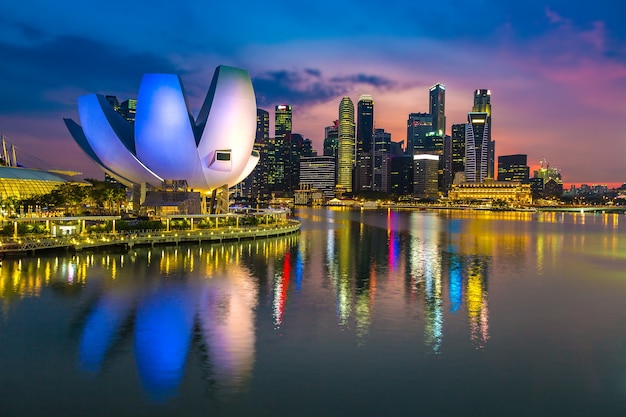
[1,208,626,416]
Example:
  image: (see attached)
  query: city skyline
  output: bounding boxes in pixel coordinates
[0,1,625,186]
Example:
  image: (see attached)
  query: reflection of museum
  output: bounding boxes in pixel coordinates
[0,210,497,389]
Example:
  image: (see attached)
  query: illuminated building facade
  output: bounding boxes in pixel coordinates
[470,89,495,180]
[271,104,292,194]
[65,65,259,195]
[0,166,66,201]
[338,97,355,193]
[299,156,335,199]
[473,89,491,114]
[465,112,491,183]
[448,180,532,204]
[413,154,440,199]
[533,159,563,198]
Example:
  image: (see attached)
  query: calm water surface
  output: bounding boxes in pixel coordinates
[1,208,625,416]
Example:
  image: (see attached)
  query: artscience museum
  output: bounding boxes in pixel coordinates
[64,65,259,210]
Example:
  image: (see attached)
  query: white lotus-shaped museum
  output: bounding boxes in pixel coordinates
[64,65,259,192]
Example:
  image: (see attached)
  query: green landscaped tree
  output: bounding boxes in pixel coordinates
[85,179,127,214]
[55,183,89,215]
[0,196,21,218]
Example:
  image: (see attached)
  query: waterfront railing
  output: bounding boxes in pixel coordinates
[0,219,301,255]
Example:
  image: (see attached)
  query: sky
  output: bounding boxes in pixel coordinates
[1,1,625,186]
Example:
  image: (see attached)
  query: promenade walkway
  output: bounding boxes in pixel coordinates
[0,219,301,256]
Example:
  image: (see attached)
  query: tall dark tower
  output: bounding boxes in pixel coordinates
[355,95,374,191]
[242,108,270,201]
[465,112,490,183]
[471,89,494,180]
[254,108,270,200]
[272,104,292,193]
[450,123,466,183]
[323,121,339,158]
[406,112,433,155]
[429,83,446,137]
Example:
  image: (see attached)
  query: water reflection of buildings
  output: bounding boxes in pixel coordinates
[324,209,381,342]
[319,209,493,351]
[0,235,297,401]
[4,209,624,387]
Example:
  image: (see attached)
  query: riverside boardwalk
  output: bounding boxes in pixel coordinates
[0,210,300,256]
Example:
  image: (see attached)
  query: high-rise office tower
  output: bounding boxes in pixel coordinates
[472,89,494,179]
[429,83,446,137]
[450,124,466,183]
[323,121,339,158]
[413,154,440,199]
[301,138,315,157]
[119,99,137,123]
[372,128,391,192]
[498,154,530,182]
[107,96,136,123]
[406,113,433,155]
[338,97,355,193]
[287,133,303,194]
[272,104,292,193]
[355,95,374,192]
[465,112,490,182]
[243,108,270,201]
[323,121,339,184]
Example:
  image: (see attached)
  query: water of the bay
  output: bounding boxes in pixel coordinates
[1,207,625,417]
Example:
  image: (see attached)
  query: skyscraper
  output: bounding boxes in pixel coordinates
[465,112,490,182]
[472,89,495,179]
[243,108,270,201]
[473,89,491,115]
[338,97,355,193]
[355,95,374,192]
[119,99,137,123]
[272,104,292,193]
[287,133,304,194]
[429,83,446,137]
[450,123,466,183]
[413,154,440,199]
[406,113,433,155]
[323,121,339,158]
[372,128,392,192]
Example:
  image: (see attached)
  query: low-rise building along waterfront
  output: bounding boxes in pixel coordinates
[448,180,532,205]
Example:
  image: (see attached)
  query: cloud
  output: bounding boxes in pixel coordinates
[545,7,567,25]
[0,35,180,114]
[329,74,398,89]
[252,68,401,108]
